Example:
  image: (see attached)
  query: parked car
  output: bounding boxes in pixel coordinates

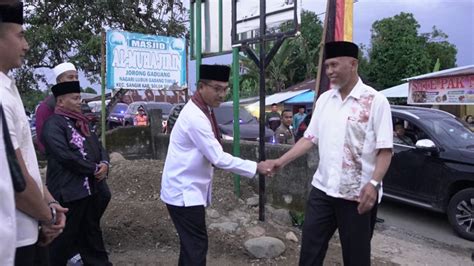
[123,101,173,127]
[164,103,185,133]
[383,105,474,241]
[106,103,128,129]
[213,103,274,142]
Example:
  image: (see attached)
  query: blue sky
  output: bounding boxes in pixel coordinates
[185,0,473,92]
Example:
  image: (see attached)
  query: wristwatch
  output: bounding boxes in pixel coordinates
[369,179,381,190]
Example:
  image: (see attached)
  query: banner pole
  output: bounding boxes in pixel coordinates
[100,30,107,146]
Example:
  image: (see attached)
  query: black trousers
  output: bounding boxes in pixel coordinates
[15,243,49,266]
[90,181,111,258]
[299,187,378,266]
[49,194,111,266]
[166,204,208,266]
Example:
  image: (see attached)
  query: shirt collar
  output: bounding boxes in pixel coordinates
[0,71,14,90]
[330,78,364,100]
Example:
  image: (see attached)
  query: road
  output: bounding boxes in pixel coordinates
[377,198,473,251]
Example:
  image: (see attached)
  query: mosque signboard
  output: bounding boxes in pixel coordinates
[106,30,187,90]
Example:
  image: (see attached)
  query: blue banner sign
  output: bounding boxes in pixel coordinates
[106,30,186,90]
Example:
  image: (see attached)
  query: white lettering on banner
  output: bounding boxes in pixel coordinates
[129,39,167,50]
[112,48,181,71]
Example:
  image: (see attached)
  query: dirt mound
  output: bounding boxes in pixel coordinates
[103,159,394,265]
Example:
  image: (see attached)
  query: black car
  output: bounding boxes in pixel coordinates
[106,103,128,129]
[123,101,173,127]
[214,104,274,142]
[384,105,474,241]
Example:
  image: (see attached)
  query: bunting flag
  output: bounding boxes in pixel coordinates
[314,0,354,98]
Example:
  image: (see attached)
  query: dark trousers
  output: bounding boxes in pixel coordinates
[49,194,111,266]
[299,187,378,266]
[166,204,208,266]
[90,181,111,257]
[15,243,49,266]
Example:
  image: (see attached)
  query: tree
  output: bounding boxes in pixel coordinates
[19,0,187,93]
[422,26,457,70]
[82,87,97,94]
[365,12,457,90]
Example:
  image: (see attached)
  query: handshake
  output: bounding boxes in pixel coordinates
[256,159,283,176]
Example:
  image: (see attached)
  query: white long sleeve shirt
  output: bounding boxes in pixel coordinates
[161,101,257,207]
[0,104,16,266]
[0,72,43,247]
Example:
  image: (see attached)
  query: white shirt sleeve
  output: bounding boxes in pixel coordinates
[186,113,258,178]
[372,94,393,149]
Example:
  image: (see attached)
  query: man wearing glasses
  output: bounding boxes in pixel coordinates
[161,64,274,266]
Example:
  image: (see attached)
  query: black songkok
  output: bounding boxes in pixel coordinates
[200,64,231,82]
[325,41,359,60]
[0,2,23,25]
[52,81,81,98]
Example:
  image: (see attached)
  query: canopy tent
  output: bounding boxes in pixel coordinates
[246,89,310,108]
[380,82,408,98]
[245,89,310,117]
[284,90,315,104]
[404,64,474,81]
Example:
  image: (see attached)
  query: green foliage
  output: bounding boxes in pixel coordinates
[21,89,48,112]
[82,87,97,94]
[19,0,187,92]
[289,210,305,227]
[365,12,457,90]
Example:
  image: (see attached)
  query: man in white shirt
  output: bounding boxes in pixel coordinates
[161,64,273,265]
[269,41,393,265]
[0,2,67,265]
[0,104,17,266]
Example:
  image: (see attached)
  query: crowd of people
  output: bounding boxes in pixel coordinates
[1,2,111,265]
[1,1,395,266]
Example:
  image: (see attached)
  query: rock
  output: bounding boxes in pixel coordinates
[246,226,266,237]
[244,236,286,259]
[246,196,259,207]
[285,232,298,242]
[228,210,251,224]
[109,152,126,163]
[206,208,220,219]
[208,222,239,233]
[271,208,292,226]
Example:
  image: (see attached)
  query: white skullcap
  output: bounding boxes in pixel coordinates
[53,62,77,80]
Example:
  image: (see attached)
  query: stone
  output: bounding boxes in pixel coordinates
[271,208,292,226]
[246,196,259,207]
[265,204,275,213]
[206,208,220,219]
[228,210,251,224]
[244,236,286,259]
[246,226,266,237]
[208,222,239,233]
[109,152,126,163]
[285,231,298,242]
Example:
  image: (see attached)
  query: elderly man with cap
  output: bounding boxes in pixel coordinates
[161,64,274,265]
[35,62,78,154]
[41,81,112,266]
[267,41,393,265]
[0,1,68,265]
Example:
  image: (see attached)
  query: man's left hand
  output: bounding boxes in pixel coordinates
[357,182,378,214]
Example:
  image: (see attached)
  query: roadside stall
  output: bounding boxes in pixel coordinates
[406,65,474,119]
